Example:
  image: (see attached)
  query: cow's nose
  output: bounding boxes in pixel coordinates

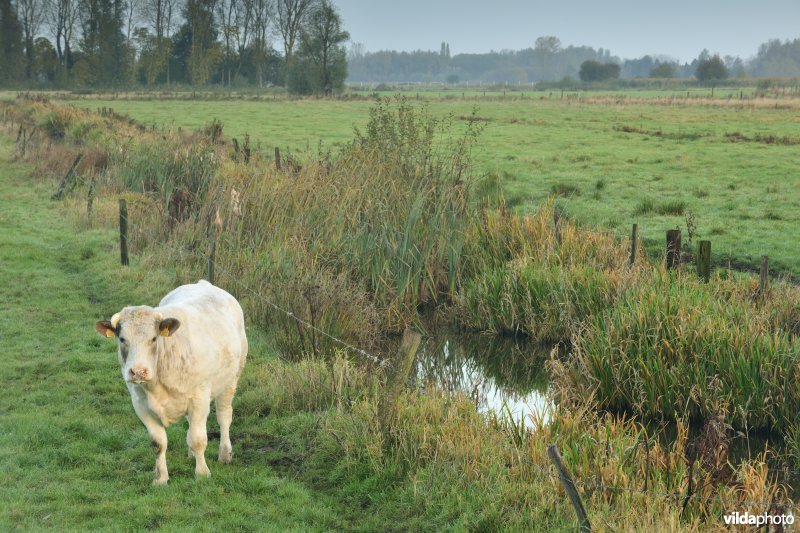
[129,367,149,381]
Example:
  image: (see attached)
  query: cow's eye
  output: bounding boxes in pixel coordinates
[151,337,157,343]
[119,337,126,344]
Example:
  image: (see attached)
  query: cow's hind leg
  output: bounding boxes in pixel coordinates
[187,395,211,478]
[216,383,237,464]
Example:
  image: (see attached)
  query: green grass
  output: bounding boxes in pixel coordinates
[0,135,351,531]
[48,91,800,278]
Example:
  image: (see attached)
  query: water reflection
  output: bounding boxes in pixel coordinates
[410,333,553,427]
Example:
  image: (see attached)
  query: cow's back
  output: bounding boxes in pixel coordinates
[156,280,247,396]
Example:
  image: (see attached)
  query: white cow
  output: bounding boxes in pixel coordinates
[95,280,248,485]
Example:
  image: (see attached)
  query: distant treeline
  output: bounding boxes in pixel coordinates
[2,0,800,91]
[347,37,800,84]
[0,0,348,94]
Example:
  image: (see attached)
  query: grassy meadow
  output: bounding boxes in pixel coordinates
[3,94,800,530]
[55,90,800,277]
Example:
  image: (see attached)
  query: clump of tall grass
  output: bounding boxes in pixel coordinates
[550,269,800,432]
[635,196,687,216]
[114,138,218,210]
[453,200,640,340]
[455,261,620,340]
[189,97,483,333]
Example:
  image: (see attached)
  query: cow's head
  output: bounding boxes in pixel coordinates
[95,306,181,384]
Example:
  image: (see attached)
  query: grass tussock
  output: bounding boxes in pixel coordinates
[634,196,687,216]
[454,201,640,340]
[550,270,800,432]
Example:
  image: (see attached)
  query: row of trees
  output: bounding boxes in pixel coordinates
[578,54,733,83]
[348,37,800,84]
[0,0,349,93]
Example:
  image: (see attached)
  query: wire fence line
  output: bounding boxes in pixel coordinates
[118,210,394,370]
[115,206,797,519]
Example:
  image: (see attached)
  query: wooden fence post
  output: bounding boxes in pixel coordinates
[629,223,638,267]
[51,153,83,200]
[666,229,681,269]
[759,256,769,296]
[207,238,215,285]
[553,204,565,244]
[274,147,281,170]
[696,240,711,282]
[119,199,129,266]
[378,329,422,445]
[86,175,96,222]
[548,445,591,532]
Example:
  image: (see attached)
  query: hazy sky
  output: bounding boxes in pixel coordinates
[336,0,800,63]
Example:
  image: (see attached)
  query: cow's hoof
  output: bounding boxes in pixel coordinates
[218,447,232,464]
[195,467,211,479]
[152,477,169,486]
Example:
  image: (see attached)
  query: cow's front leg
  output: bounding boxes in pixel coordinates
[133,402,169,485]
[187,395,211,478]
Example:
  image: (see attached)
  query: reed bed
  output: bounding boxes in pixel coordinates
[550,270,800,432]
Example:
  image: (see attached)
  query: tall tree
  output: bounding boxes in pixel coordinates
[276,0,313,72]
[216,0,237,86]
[289,0,347,95]
[144,0,177,84]
[15,0,44,80]
[79,0,128,85]
[0,0,25,84]
[695,54,728,82]
[45,0,80,82]
[184,0,219,85]
[248,0,272,86]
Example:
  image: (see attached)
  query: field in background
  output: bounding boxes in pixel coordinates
[57,90,800,277]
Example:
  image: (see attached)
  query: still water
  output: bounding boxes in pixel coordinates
[409,333,553,428]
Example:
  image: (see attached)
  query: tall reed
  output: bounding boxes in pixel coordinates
[551,270,800,431]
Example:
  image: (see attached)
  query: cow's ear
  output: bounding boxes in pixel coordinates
[159,318,181,337]
[95,321,116,338]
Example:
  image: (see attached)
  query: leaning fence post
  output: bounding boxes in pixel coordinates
[696,240,711,282]
[378,329,422,445]
[548,445,591,532]
[119,199,129,266]
[759,255,769,296]
[51,153,84,200]
[666,229,681,269]
[629,223,638,267]
[274,147,281,170]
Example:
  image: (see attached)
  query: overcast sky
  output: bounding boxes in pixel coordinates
[335,0,800,63]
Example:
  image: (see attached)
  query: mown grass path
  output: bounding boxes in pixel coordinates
[0,134,348,531]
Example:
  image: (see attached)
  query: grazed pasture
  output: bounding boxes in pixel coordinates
[59,91,800,277]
